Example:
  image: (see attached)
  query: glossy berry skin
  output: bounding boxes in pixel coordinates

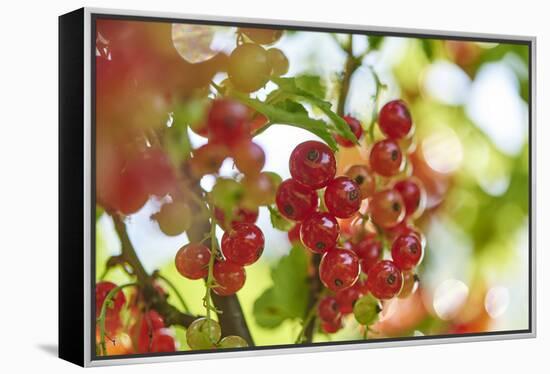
[345,165,376,199]
[394,178,426,217]
[150,329,176,352]
[321,319,342,334]
[335,285,362,315]
[391,234,423,271]
[287,223,301,244]
[186,318,221,350]
[240,28,283,45]
[317,296,341,323]
[353,237,383,274]
[266,48,289,77]
[215,206,259,230]
[175,243,211,280]
[378,100,413,139]
[219,335,249,348]
[275,179,318,221]
[289,141,336,189]
[213,261,246,296]
[134,310,165,353]
[207,99,251,145]
[334,116,363,147]
[353,294,381,325]
[221,223,264,266]
[232,140,265,176]
[319,248,360,292]
[95,281,126,318]
[190,142,229,177]
[369,139,403,177]
[399,271,419,299]
[369,189,405,228]
[366,260,403,300]
[154,200,191,236]
[300,212,339,253]
[324,176,362,219]
[228,43,271,92]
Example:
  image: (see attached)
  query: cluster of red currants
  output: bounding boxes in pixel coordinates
[95,281,176,354]
[281,100,426,333]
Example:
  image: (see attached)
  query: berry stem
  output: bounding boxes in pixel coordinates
[336,35,362,117]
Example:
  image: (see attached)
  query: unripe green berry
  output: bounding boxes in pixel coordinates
[186,318,221,350]
[353,294,382,325]
[218,335,249,348]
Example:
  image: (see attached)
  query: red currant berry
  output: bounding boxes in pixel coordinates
[287,223,301,244]
[221,223,264,266]
[398,271,419,299]
[150,329,176,352]
[134,310,165,353]
[317,296,341,323]
[369,139,403,177]
[275,179,318,221]
[289,141,336,189]
[378,100,413,139]
[300,212,339,253]
[345,165,376,199]
[369,189,405,228]
[394,178,426,218]
[324,176,362,219]
[335,285,362,315]
[353,236,383,274]
[391,234,423,270]
[242,172,279,208]
[175,243,211,280]
[215,206,259,230]
[95,281,126,318]
[213,261,246,296]
[366,260,403,299]
[319,248,360,292]
[334,116,363,147]
[232,140,265,176]
[189,142,229,177]
[207,99,251,145]
[321,319,342,334]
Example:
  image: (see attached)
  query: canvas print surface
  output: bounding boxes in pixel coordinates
[93,16,531,359]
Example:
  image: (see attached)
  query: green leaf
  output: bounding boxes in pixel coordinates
[294,75,326,99]
[273,99,308,115]
[252,246,309,328]
[253,288,287,328]
[368,36,384,50]
[267,205,294,231]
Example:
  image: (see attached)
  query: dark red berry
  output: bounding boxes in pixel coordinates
[391,234,423,271]
[275,179,318,221]
[213,261,246,296]
[369,189,405,228]
[150,329,176,352]
[317,296,341,323]
[134,310,165,353]
[334,116,363,147]
[335,285,362,315]
[300,212,339,253]
[208,99,251,145]
[324,176,362,219]
[321,319,342,334]
[289,141,336,189]
[95,281,126,318]
[353,237,383,274]
[394,178,426,217]
[369,139,403,177]
[366,260,403,299]
[378,100,413,139]
[221,223,264,266]
[287,223,301,244]
[175,243,211,280]
[319,248,360,292]
[215,206,259,230]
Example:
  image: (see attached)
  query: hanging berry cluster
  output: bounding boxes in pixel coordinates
[281,100,426,334]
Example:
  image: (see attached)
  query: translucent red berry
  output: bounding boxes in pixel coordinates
[207,99,251,145]
[232,140,265,175]
[300,212,339,253]
[134,310,165,353]
[289,141,336,189]
[369,189,405,228]
[391,234,423,270]
[317,296,341,323]
[324,176,362,219]
[353,236,383,274]
[398,271,419,299]
[334,116,363,147]
[275,179,318,221]
[319,248,360,292]
[221,223,264,266]
[150,329,176,352]
[175,243,211,280]
[366,260,403,299]
[345,164,376,199]
[190,142,229,177]
[215,206,259,230]
[335,285,362,315]
[378,100,413,139]
[95,281,126,318]
[213,261,246,296]
[369,139,403,177]
[394,178,426,217]
[287,223,301,244]
[321,319,342,334]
